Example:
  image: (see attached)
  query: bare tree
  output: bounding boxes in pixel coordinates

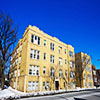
[0,12,17,89]
[75,53,91,88]
[47,63,72,90]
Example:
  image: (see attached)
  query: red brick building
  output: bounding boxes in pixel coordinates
[92,65,97,86]
[96,69,100,86]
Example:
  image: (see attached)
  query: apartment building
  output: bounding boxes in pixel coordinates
[92,65,97,86]
[9,25,75,92]
[75,52,94,88]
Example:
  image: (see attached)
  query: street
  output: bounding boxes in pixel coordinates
[16,89,100,100]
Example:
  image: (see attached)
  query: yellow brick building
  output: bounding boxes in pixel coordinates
[75,52,94,88]
[10,25,75,92]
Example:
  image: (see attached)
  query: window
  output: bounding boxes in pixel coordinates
[94,78,97,82]
[65,70,67,77]
[69,61,74,68]
[31,34,40,45]
[69,51,73,57]
[93,70,96,75]
[18,69,20,76]
[17,47,19,54]
[44,53,46,60]
[65,59,67,64]
[20,44,22,51]
[88,60,91,64]
[29,65,32,75]
[44,40,46,46]
[87,66,89,71]
[65,49,67,54]
[28,81,39,91]
[65,82,67,88]
[29,65,39,76]
[87,74,90,80]
[28,81,32,91]
[89,68,91,72]
[86,58,88,64]
[50,55,54,63]
[19,56,21,64]
[59,69,63,78]
[59,58,62,65]
[13,62,15,67]
[14,52,16,58]
[43,81,45,89]
[59,46,62,54]
[82,57,84,62]
[47,81,49,89]
[70,71,75,78]
[88,82,92,87]
[36,81,39,90]
[50,68,54,77]
[30,49,40,60]
[43,67,46,74]
[50,43,54,51]
[16,58,18,65]
[71,82,75,88]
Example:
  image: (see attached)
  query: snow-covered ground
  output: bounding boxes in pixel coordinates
[0,86,99,100]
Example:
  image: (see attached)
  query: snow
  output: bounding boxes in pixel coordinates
[0,86,99,100]
[0,88,15,100]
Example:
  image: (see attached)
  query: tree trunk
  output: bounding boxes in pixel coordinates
[1,64,5,90]
[1,70,5,90]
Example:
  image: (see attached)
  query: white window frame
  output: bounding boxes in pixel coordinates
[31,34,40,45]
[44,40,46,46]
[59,58,62,65]
[65,59,67,64]
[18,69,20,76]
[69,51,73,57]
[65,49,67,54]
[70,61,74,68]
[50,68,54,77]
[43,67,46,74]
[29,65,39,76]
[50,55,54,63]
[20,44,22,51]
[50,43,54,51]
[43,81,45,89]
[47,81,49,89]
[59,69,63,78]
[30,49,40,60]
[19,56,21,64]
[44,53,47,60]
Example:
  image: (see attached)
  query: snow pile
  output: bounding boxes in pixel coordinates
[0,88,15,100]
[0,86,99,100]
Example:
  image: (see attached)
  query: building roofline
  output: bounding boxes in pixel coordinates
[24,25,74,49]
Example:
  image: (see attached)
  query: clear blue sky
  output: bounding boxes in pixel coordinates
[0,0,100,69]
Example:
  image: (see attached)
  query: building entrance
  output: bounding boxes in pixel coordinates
[55,81,59,90]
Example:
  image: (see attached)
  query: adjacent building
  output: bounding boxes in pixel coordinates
[75,52,94,88]
[9,25,75,92]
[96,69,100,86]
[92,65,97,86]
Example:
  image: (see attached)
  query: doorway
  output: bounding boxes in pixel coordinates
[55,81,59,90]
